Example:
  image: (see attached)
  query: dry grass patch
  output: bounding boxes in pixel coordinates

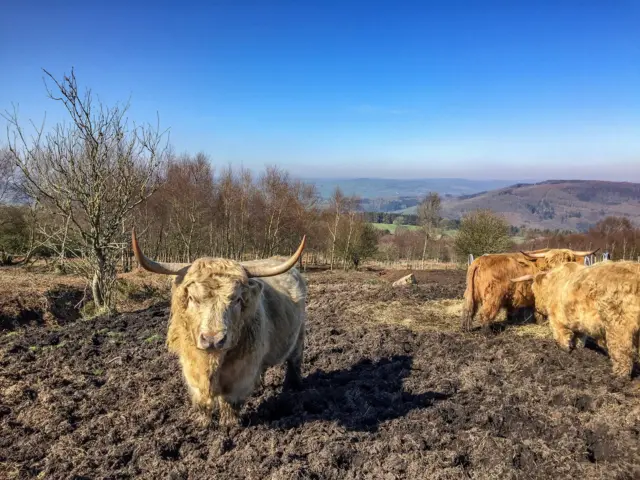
[0,266,85,294]
[347,298,465,332]
[367,260,460,271]
[115,269,172,311]
[347,297,553,339]
[512,322,552,339]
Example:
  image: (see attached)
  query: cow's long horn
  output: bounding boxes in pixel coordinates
[131,228,191,275]
[570,248,600,256]
[511,274,535,283]
[243,236,306,278]
[520,251,545,259]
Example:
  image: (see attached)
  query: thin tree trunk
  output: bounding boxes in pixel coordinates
[421,233,428,269]
[343,212,355,271]
[329,213,340,271]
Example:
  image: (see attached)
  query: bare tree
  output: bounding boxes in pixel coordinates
[417,192,441,267]
[4,68,168,313]
[327,187,346,270]
[165,153,214,261]
[257,166,292,257]
[341,195,360,270]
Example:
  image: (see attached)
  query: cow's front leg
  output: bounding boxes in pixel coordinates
[284,328,304,390]
[533,311,547,325]
[215,358,261,426]
[548,314,575,352]
[218,397,243,426]
[477,297,502,333]
[607,328,636,378]
[575,333,588,349]
[217,377,257,426]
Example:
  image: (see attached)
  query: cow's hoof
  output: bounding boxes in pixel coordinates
[481,324,497,336]
[219,413,240,428]
[557,342,574,353]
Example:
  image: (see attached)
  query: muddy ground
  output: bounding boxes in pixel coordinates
[1,267,639,479]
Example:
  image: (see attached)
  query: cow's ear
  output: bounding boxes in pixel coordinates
[241,279,263,308]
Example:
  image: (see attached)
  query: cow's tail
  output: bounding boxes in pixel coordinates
[461,260,479,332]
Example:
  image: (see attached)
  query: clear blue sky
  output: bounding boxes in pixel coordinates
[1,0,639,181]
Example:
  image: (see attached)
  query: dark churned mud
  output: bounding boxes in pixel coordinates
[1,270,639,479]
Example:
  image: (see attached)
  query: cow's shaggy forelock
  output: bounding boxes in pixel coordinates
[183,258,249,286]
[536,250,582,270]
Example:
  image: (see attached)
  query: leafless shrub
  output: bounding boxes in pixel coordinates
[4,68,168,313]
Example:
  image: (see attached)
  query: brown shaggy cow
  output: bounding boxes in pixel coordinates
[512,261,640,378]
[461,248,598,332]
[131,229,307,426]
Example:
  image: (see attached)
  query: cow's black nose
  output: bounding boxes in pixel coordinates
[213,334,227,349]
[198,332,226,350]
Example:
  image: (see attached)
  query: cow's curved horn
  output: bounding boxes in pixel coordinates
[132,228,191,275]
[243,236,306,278]
[520,251,546,259]
[511,274,534,283]
[570,248,600,256]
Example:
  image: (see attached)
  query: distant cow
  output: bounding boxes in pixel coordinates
[462,248,598,331]
[512,261,640,378]
[132,229,307,426]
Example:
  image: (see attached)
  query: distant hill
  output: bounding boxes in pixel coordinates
[433,180,640,231]
[305,177,527,200]
[306,177,640,231]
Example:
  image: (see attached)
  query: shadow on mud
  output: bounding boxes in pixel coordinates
[582,337,608,356]
[580,338,640,378]
[478,320,640,378]
[465,307,541,335]
[487,307,540,333]
[248,355,451,432]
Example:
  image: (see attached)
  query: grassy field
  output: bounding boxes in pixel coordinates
[370,223,525,244]
[369,224,458,238]
[370,223,422,233]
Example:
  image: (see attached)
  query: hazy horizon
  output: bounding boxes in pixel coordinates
[2,1,639,182]
[292,169,639,183]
